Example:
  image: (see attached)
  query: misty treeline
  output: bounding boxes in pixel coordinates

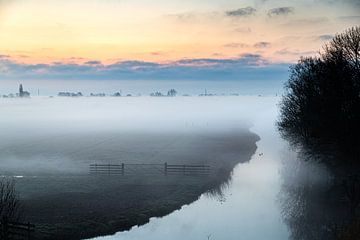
[278,26,360,162]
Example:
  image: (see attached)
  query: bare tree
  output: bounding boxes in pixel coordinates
[278,26,360,159]
[325,26,360,71]
[167,89,177,97]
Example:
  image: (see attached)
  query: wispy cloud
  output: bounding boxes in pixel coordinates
[166,7,257,23]
[84,60,102,65]
[69,57,86,60]
[166,12,198,22]
[223,42,249,48]
[338,15,360,22]
[317,34,334,41]
[275,48,318,56]
[17,55,30,58]
[282,17,328,27]
[318,0,360,9]
[254,42,271,48]
[267,7,294,17]
[225,7,257,17]
[149,51,170,57]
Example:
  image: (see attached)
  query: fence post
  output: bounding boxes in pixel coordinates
[95,163,97,175]
[108,163,111,175]
[164,162,167,175]
[183,165,186,175]
[122,163,125,175]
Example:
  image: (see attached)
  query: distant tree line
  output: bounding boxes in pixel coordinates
[278,26,360,161]
[58,92,83,97]
[150,89,177,97]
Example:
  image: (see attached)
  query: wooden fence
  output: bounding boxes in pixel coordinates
[0,220,35,240]
[90,163,211,176]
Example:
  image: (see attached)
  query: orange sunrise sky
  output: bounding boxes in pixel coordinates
[0,0,359,65]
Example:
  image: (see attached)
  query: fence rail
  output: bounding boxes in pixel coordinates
[0,220,35,240]
[89,163,211,176]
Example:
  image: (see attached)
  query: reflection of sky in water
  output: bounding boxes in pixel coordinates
[93,97,291,240]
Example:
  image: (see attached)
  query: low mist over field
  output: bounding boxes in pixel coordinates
[0,96,277,176]
[0,96,277,239]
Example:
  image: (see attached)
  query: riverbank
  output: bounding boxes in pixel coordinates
[7,128,259,239]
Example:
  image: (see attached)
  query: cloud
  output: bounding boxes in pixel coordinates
[223,43,249,48]
[173,54,267,67]
[254,42,271,48]
[69,57,86,60]
[226,7,256,17]
[165,11,220,23]
[275,48,318,56]
[267,7,294,17]
[166,7,257,24]
[17,55,30,58]
[150,52,164,56]
[0,54,10,59]
[317,34,334,41]
[109,60,160,69]
[84,60,102,65]
[338,15,360,22]
[166,12,198,22]
[0,55,289,81]
[317,0,360,9]
[282,17,328,27]
[212,53,224,57]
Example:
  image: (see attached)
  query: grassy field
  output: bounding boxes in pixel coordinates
[2,129,258,239]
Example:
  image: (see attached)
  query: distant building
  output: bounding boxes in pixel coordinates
[18,84,30,98]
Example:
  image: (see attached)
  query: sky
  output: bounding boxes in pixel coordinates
[0,0,359,81]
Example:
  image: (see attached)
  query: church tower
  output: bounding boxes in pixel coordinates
[19,84,24,97]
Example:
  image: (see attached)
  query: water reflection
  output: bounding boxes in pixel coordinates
[278,144,360,240]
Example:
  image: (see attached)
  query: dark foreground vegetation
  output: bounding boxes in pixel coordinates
[278,26,360,240]
[0,179,35,240]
